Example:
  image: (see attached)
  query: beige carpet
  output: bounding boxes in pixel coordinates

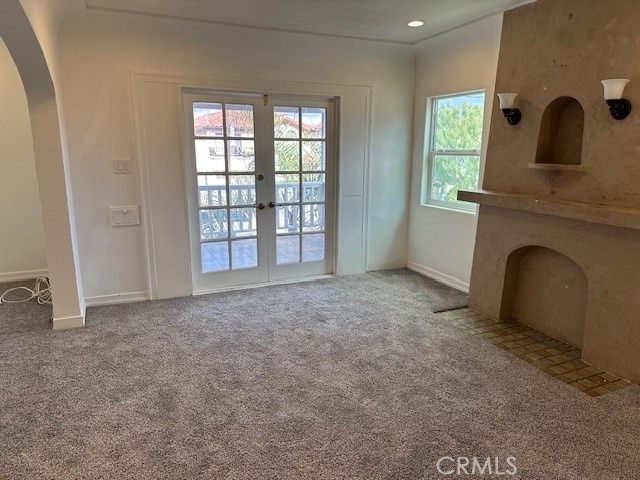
[0,270,638,479]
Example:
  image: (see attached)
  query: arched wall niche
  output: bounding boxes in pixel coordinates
[535,96,584,166]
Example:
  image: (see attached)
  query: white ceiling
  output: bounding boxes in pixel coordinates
[84,0,534,45]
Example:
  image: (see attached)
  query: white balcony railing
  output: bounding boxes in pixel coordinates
[199,182,324,238]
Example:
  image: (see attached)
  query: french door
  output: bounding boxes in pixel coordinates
[183,91,335,292]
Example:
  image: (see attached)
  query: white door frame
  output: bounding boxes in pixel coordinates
[130,72,372,299]
[182,91,337,293]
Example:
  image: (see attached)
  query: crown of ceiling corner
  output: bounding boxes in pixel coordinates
[84,0,537,45]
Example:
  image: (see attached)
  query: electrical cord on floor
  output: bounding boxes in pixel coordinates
[0,277,52,305]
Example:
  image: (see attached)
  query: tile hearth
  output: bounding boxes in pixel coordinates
[437,308,632,397]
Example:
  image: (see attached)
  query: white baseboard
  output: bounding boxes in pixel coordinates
[407,261,470,293]
[0,269,49,283]
[193,275,333,296]
[53,312,85,330]
[84,291,150,307]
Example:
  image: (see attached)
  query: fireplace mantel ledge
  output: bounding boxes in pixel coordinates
[458,189,640,231]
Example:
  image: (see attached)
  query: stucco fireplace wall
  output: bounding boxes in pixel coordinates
[482,0,640,203]
[460,0,640,382]
[469,205,640,381]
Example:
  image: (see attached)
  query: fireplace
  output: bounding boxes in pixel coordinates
[458,192,640,382]
[457,0,640,383]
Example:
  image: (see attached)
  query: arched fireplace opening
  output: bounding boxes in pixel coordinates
[500,246,588,348]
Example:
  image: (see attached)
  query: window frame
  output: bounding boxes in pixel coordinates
[423,89,486,213]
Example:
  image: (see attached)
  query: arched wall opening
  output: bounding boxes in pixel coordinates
[500,246,588,348]
[0,0,84,329]
[0,38,48,284]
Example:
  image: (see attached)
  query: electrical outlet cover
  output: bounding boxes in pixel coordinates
[110,206,140,227]
[114,158,131,174]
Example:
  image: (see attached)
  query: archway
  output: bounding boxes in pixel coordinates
[0,0,84,329]
[0,39,48,287]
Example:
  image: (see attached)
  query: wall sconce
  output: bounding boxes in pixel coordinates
[601,79,631,120]
[497,93,521,125]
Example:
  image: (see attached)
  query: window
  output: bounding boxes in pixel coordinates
[425,90,485,211]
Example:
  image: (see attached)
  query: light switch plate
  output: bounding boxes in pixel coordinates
[110,206,140,227]
[114,158,131,174]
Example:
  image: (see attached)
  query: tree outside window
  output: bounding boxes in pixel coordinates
[426,91,485,211]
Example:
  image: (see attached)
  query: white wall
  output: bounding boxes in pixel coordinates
[58,10,414,302]
[407,15,503,291]
[0,39,47,282]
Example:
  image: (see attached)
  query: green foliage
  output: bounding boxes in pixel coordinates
[430,98,484,203]
[431,155,479,202]
[434,101,484,151]
[274,113,325,184]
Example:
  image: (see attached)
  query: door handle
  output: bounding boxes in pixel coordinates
[258,203,265,210]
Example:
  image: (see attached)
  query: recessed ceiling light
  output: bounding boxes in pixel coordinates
[408,20,425,28]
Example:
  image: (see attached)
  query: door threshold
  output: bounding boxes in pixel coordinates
[192,274,335,296]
